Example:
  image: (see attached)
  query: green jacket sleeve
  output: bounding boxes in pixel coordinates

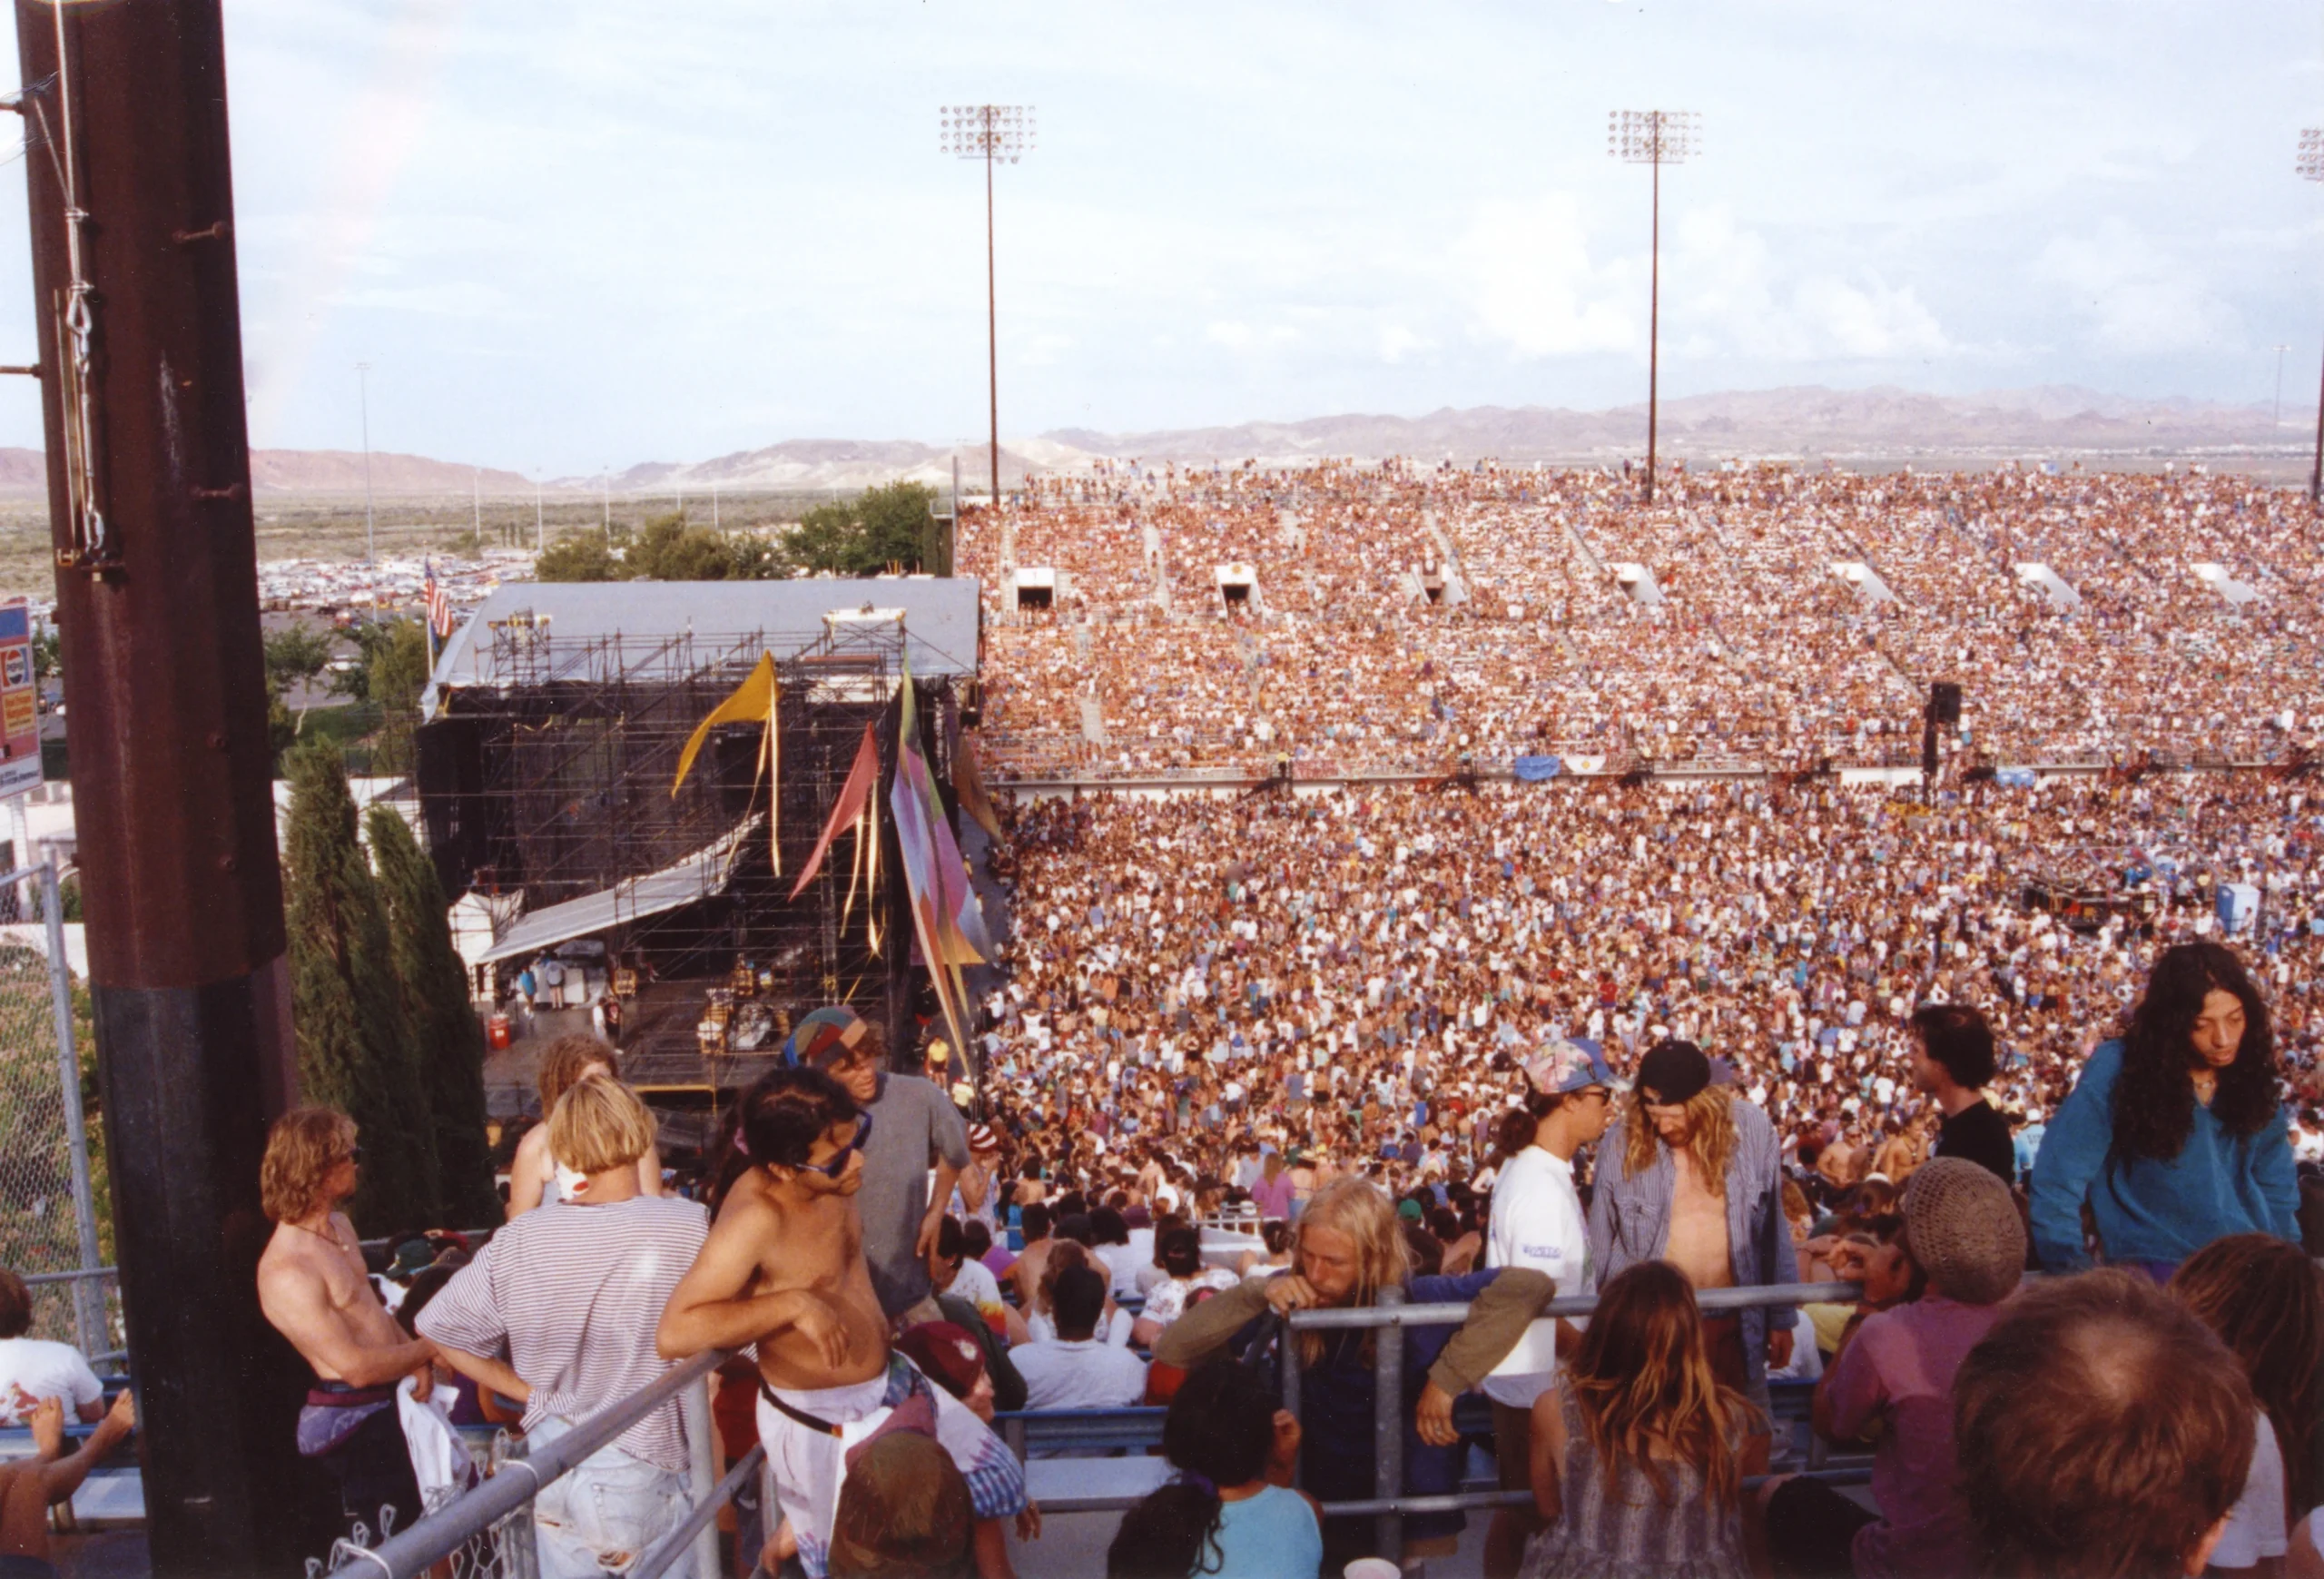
[1152,1278,1272,1371]
[1427,1268,1553,1396]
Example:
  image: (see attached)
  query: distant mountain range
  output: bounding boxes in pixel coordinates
[0,386,2300,497]
[0,448,537,497]
[1040,384,2300,466]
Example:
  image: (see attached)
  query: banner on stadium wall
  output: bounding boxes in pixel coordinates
[0,603,40,801]
[1512,755,1563,782]
[1994,767,2037,789]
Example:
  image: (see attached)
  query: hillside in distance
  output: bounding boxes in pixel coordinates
[0,447,538,496]
[588,437,1061,495]
[0,385,2298,500]
[1042,384,2297,465]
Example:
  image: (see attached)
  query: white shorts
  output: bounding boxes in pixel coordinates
[754,1356,1026,1579]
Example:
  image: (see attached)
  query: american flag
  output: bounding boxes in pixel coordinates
[424,558,454,639]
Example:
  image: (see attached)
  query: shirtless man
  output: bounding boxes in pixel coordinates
[253,1108,436,1544]
[658,1068,1028,1579]
[1004,1201,1058,1310]
[1585,1041,1797,1411]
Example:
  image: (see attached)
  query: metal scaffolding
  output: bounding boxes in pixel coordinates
[418,619,963,1090]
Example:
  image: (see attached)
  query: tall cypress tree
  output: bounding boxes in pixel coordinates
[281,746,439,1232]
[367,804,500,1229]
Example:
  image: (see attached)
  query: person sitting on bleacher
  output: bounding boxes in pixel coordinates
[1131,1226,1238,1347]
[1757,1157,2026,1579]
[1020,1241,1136,1348]
[0,1270,103,1426]
[1154,1176,1553,1570]
[1014,1265,1147,1415]
[1107,1360,1323,1579]
[0,1389,136,1579]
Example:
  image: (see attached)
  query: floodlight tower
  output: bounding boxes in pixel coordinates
[1609,110,1700,506]
[2300,129,2324,499]
[941,104,1035,550]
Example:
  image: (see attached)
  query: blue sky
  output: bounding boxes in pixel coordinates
[0,0,2317,476]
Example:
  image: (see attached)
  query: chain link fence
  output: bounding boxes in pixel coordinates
[0,859,114,1395]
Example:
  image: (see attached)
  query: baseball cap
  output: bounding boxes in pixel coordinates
[783,1006,868,1068]
[1637,1039,1712,1106]
[896,1320,987,1401]
[1521,1038,1628,1098]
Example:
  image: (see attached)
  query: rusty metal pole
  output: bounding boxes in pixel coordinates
[14,2,309,1573]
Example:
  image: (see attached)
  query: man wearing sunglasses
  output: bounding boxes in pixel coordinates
[783,1007,972,1326]
[660,1067,1026,1579]
[255,1108,438,1550]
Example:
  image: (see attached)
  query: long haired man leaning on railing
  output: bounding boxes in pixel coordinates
[255,1108,438,1554]
[1152,1174,1554,1571]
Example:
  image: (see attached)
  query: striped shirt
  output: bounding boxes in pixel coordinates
[419,1195,709,1472]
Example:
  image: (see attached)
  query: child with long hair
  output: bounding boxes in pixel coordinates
[2171,1233,2323,1572]
[1519,1260,1754,1579]
[1105,1360,1320,1579]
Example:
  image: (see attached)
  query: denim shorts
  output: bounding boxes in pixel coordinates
[527,1417,691,1578]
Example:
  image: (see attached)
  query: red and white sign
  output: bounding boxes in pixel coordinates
[0,601,43,800]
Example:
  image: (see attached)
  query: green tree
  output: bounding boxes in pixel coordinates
[788,499,862,575]
[782,482,939,577]
[367,804,499,1229]
[281,745,439,1232]
[534,534,627,583]
[625,510,748,581]
[361,619,431,776]
[263,626,339,736]
[854,480,937,572]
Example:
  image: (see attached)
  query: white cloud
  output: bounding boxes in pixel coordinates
[1204,321,1295,353]
[1669,207,1950,362]
[1458,194,1633,359]
[1379,325,1435,363]
[2033,219,2243,356]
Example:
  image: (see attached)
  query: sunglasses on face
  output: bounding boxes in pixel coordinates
[803,1111,873,1179]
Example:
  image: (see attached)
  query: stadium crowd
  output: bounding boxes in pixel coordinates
[963,461,2324,777]
[20,460,2324,1579]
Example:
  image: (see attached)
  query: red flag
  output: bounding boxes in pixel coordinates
[788,722,881,901]
[952,730,1004,841]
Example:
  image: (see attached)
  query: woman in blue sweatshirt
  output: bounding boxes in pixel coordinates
[2030,942,2298,1277]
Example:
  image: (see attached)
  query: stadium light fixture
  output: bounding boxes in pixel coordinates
[1609,110,1700,508]
[941,104,1037,538]
[2299,129,2324,499]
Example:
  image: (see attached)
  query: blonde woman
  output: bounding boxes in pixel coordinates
[505,1036,664,1219]
[423,1077,709,1577]
[1154,1174,1554,1571]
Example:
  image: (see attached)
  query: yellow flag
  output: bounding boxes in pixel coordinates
[671,653,778,796]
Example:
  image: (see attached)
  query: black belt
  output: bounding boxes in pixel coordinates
[758,1377,842,1438]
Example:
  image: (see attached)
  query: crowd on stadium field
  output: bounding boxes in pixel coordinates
[961,460,2324,778]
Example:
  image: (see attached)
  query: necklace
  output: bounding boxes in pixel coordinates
[288,1217,350,1251]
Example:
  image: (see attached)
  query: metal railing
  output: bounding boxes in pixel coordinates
[326,1350,727,1579]
[1286,1280,1860,1564]
[326,1276,1866,1576]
